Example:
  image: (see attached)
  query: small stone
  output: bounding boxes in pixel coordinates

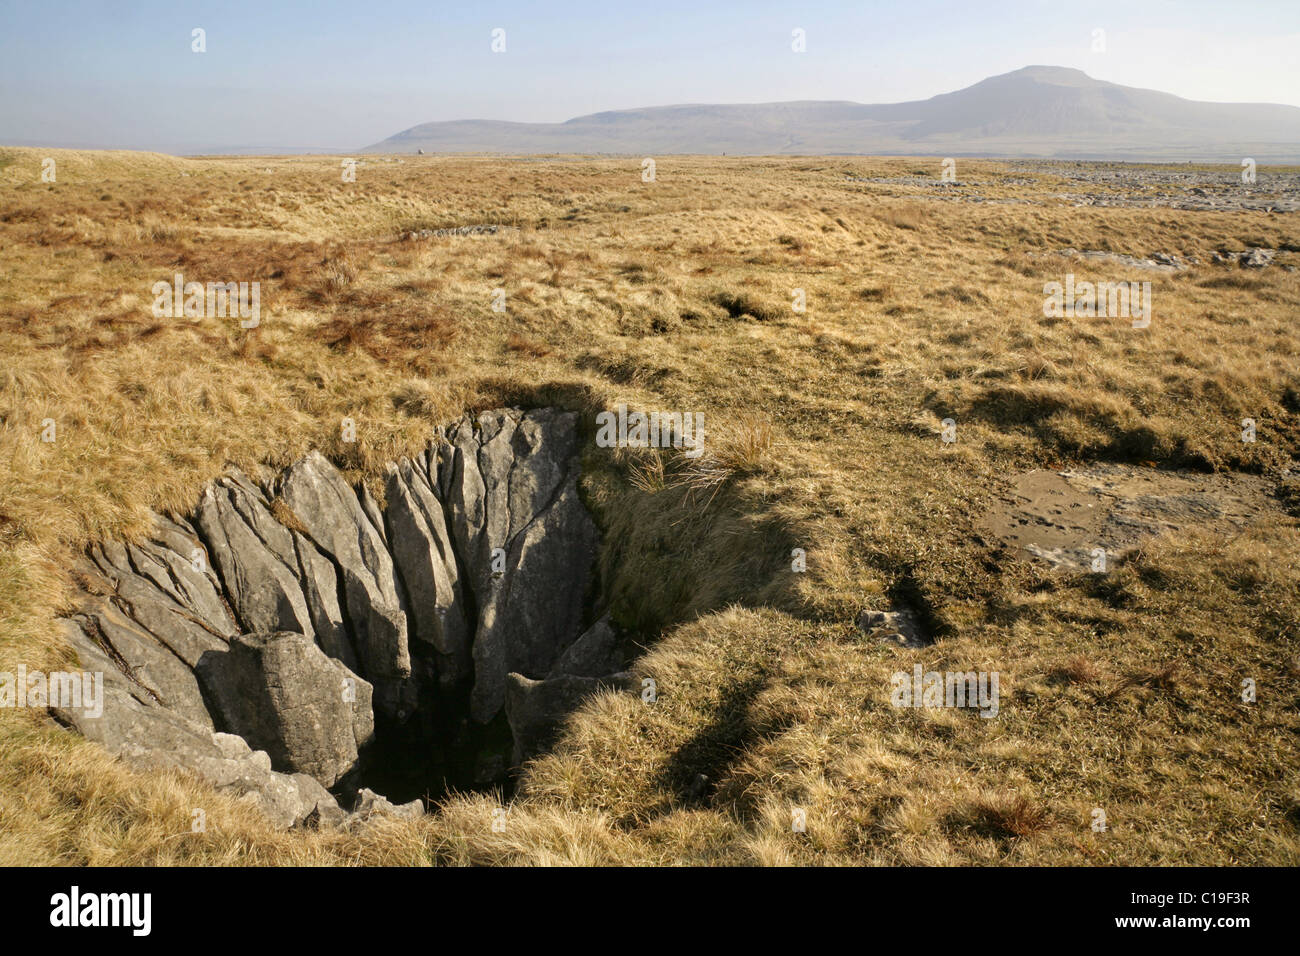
[856,608,928,648]
[350,788,424,823]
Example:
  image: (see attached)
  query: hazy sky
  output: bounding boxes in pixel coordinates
[2,0,1298,152]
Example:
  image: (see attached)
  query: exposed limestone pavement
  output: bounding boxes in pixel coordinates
[53,407,629,829]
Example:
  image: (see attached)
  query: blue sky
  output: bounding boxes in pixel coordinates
[1,0,1298,151]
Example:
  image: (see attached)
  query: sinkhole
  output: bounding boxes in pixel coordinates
[55,408,631,826]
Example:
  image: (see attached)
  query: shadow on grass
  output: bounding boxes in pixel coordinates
[657,673,777,808]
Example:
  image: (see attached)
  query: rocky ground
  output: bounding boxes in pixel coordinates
[846,161,1300,213]
[977,464,1287,573]
[1015,161,1300,212]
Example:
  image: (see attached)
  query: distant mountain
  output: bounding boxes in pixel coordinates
[366,66,1300,161]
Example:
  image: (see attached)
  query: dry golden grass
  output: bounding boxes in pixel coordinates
[1,147,1297,865]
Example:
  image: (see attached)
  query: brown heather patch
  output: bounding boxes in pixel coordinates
[945,792,1052,842]
[1046,654,1103,687]
[505,333,553,358]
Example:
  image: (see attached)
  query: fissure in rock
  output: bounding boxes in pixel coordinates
[52,408,633,830]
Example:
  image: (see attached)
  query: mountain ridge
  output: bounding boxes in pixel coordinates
[366,66,1300,161]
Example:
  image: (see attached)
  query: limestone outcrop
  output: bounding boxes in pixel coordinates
[53,408,618,829]
[196,631,374,789]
